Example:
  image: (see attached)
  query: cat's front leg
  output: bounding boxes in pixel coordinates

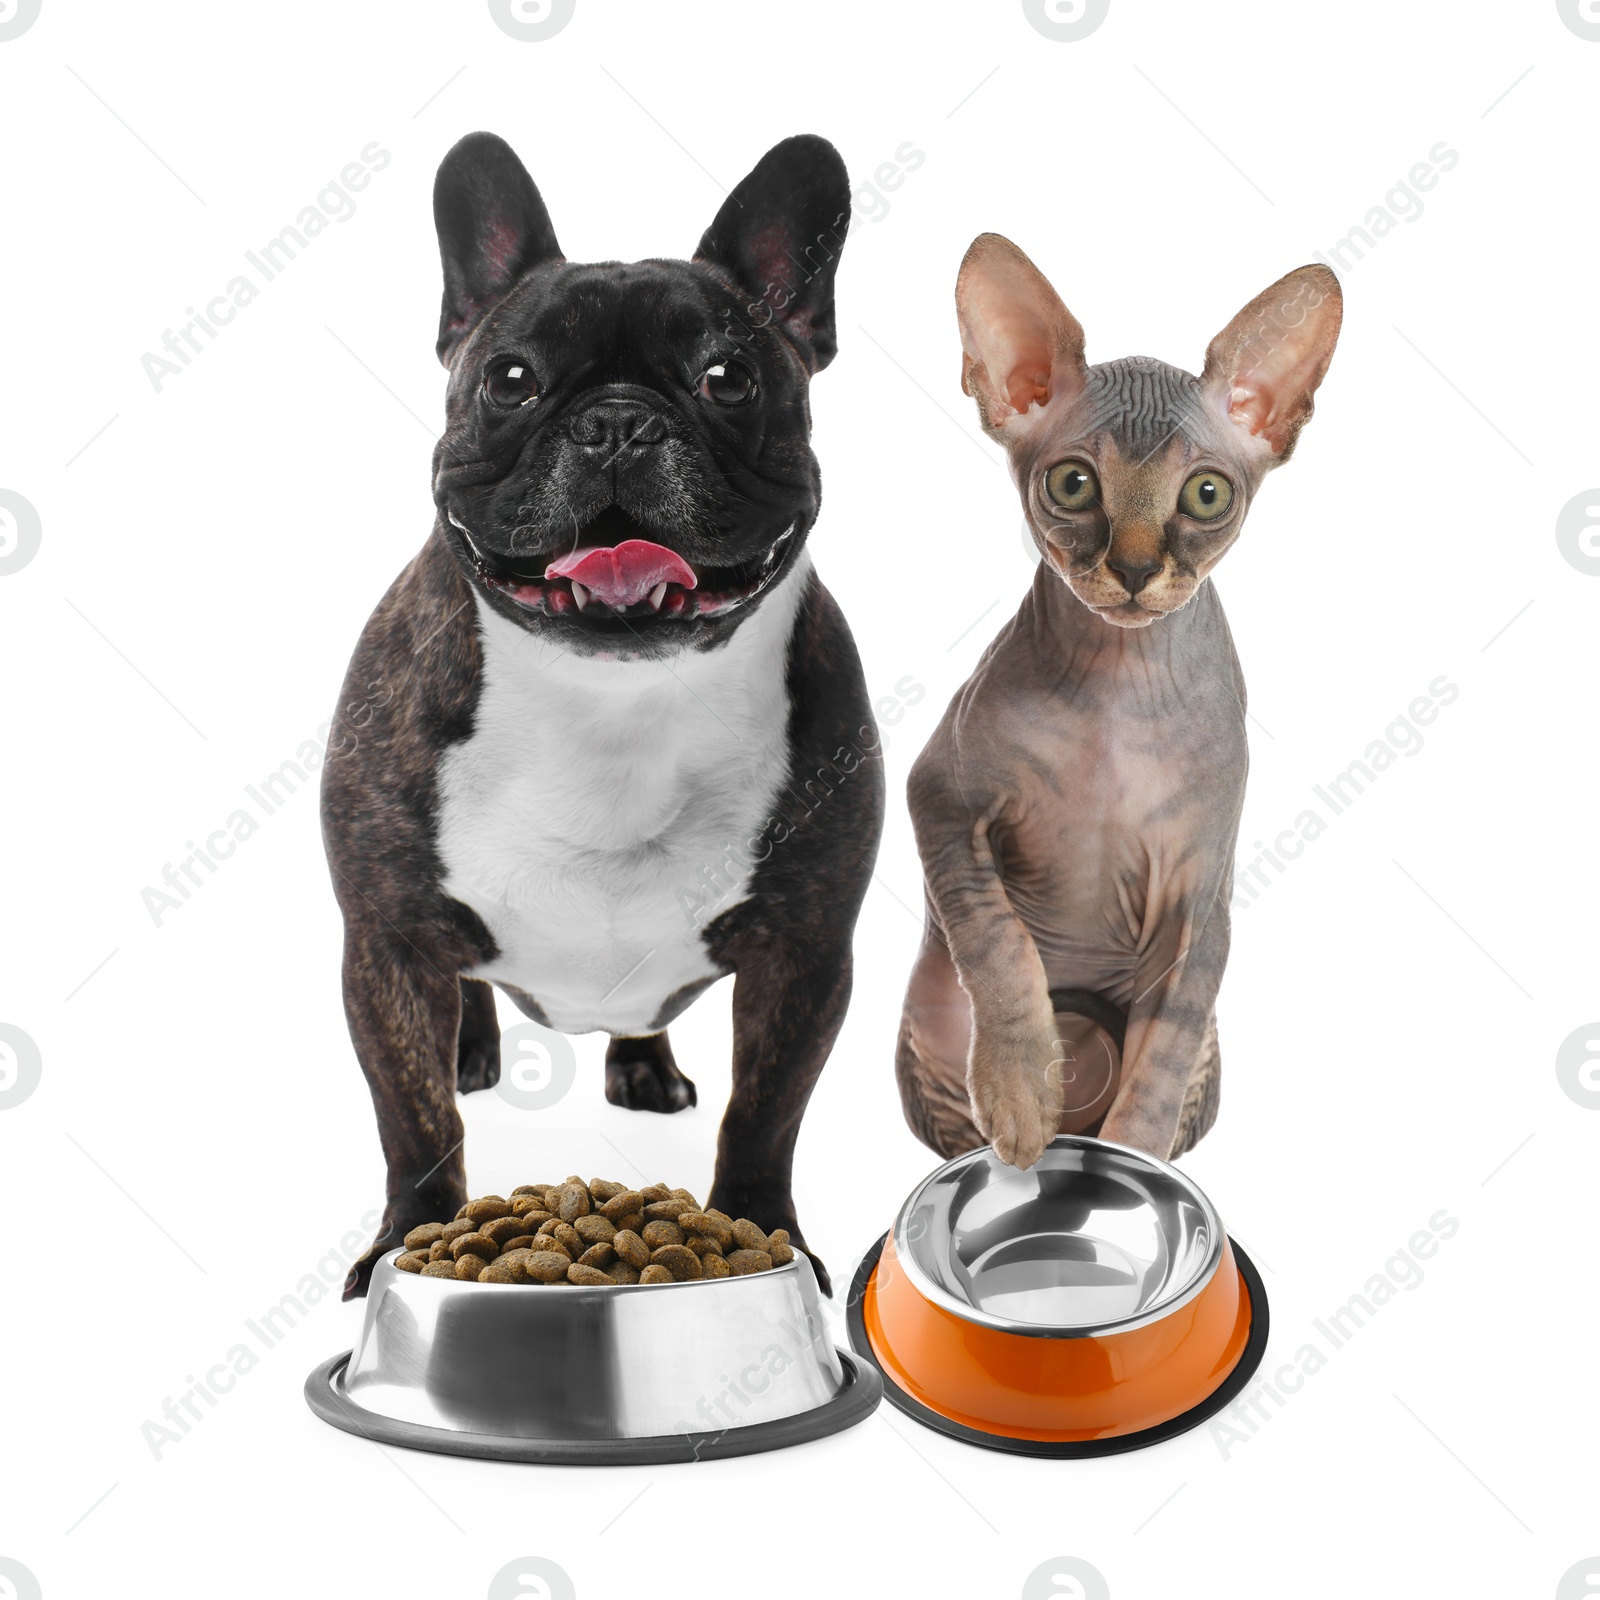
[910,783,1061,1169]
[1099,903,1230,1159]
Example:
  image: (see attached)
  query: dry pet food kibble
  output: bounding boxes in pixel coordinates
[526,1252,570,1284]
[640,1219,684,1250]
[393,1178,791,1288]
[613,1230,651,1268]
[648,1244,703,1281]
[730,1219,770,1254]
[537,1220,583,1258]
[573,1214,616,1246]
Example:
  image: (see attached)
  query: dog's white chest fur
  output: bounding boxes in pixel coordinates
[436,561,809,1035]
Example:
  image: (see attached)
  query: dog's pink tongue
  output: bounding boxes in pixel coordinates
[544,540,697,607]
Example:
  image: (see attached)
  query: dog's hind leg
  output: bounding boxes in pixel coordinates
[605,1031,697,1113]
[1170,1010,1221,1159]
[455,977,501,1093]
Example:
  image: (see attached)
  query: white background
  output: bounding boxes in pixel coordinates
[2,2,1596,1597]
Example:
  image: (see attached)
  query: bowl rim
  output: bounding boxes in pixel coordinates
[847,1230,1267,1455]
[891,1134,1226,1339]
[308,1345,884,1464]
[377,1247,803,1295]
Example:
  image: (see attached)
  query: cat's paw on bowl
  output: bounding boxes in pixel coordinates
[969,1028,1062,1169]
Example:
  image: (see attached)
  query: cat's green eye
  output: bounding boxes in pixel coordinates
[1179,470,1234,521]
[1044,460,1100,511]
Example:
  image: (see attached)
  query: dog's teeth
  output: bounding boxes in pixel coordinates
[648,583,667,611]
[570,581,590,610]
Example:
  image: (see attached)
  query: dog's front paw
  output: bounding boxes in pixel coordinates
[344,1210,416,1300]
[343,1190,464,1300]
[343,1248,380,1301]
[968,1018,1062,1171]
[705,1185,828,1295]
[795,1241,831,1298]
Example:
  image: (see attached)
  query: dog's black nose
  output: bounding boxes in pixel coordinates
[569,399,668,454]
[1108,556,1160,596]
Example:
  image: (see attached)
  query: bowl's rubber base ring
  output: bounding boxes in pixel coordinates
[304,1346,881,1465]
[846,1232,1269,1458]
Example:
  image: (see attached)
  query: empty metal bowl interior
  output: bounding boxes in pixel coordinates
[895,1137,1224,1337]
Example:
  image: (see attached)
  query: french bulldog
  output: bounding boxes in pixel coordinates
[323,132,883,1298]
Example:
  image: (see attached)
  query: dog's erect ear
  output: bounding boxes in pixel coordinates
[955,234,1087,433]
[433,132,562,367]
[1201,265,1342,461]
[695,135,850,373]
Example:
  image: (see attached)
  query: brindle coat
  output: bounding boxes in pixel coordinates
[324,134,882,1298]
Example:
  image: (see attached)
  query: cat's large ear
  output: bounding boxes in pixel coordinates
[434,132,563,367]
[695,135,850,373]
[955,234,1087,432]
[1201,266,1342,461]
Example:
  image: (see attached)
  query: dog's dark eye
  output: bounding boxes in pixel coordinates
[697,362,756,406]
[484,359,538,408]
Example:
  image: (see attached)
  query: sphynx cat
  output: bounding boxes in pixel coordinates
[897,234,1341,1170]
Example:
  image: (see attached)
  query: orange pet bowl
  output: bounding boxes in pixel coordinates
[847,1137,1267,1456]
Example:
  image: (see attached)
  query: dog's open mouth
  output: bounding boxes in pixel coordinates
[449,506,795,624]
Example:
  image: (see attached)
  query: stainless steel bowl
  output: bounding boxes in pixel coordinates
[305,1248,880,1464]
[848,1136,1266,1457]
[895,1135,1225,1337]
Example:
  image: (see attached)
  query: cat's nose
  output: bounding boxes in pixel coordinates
[1108,555,1160,596]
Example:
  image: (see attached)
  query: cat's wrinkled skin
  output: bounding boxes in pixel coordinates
[897,234,1341,1170]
